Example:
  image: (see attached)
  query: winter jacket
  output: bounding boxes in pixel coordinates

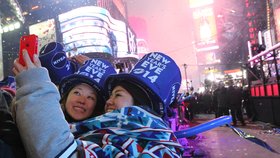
[227,86,242,108]
[216,87,229,108]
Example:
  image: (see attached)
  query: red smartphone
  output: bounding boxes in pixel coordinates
[19,34,38,66]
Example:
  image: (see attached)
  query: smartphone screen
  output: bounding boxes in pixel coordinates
[19,34,38,66]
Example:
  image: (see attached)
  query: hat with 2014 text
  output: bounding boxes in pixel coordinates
[105,52,181,116]
[39,42,78,84]
[59,58,117,110]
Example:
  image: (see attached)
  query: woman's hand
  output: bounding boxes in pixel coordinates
[13,49,41,76]
[70,54,90,65]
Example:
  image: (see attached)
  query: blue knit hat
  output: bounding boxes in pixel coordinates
[59,58,117,111]
[39,42,78,84]
[105,52,181,116]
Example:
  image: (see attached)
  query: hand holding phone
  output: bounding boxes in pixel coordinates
[19,34,38,66]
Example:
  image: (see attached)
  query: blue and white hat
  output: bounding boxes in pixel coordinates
[39,42,77,84]
[106,52,181,116]
[59,58,117,112]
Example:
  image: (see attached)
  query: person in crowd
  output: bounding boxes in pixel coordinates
[184,92,197,121]
[227,81,245,126]
[211,84,219,118]
[69,54,91,65]
[175,93,188,125]
[0,56,115,157]
[242,86,255,122]
[215,81,229,117]
[39,41,115,122]
[12,50,183,157]
[183,92,192,121]
[58,58,117,122]
[201,90,212,114]
[0,89,26,158]
[108,31,118,57]
[192,92,200,114]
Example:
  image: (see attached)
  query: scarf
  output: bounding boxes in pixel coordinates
[69,106,183,158]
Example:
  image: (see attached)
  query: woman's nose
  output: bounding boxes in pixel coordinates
[77,96,86,104]
[106,97,113,105]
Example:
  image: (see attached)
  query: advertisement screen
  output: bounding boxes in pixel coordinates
[192,7,219,52]
[58,6,135,58]
[29,19,56,51]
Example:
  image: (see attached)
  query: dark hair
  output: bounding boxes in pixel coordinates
[111,81,160,116]
[59,83,104,123]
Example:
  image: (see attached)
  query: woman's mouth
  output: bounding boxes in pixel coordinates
[73,106,86,112]
[105,106,115,113]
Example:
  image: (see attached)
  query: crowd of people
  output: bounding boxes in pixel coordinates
[0,42,184,158]
[177,80,254,127]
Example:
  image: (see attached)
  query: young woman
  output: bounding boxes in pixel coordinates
[58,58,116,122]
[104,52,182,119]
[105,81,153,113]
[13,50,183,157]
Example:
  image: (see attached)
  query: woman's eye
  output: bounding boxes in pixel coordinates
[115,93,122,97]
[73,91,80,96]
[88,96,96,101]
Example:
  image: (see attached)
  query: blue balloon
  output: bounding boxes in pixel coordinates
[174,116,232,138]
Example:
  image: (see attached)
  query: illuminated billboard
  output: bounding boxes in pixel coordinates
[29,19,56,51]
[58,6,137,58]
[274,7,280,43]
[192,7,219,52]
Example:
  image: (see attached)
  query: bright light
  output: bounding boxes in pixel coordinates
[196,45,219,52]
[8,24,15,31]
[198,87,205,93]
[215,74,224,81]
[182,79,187,90]
[207,73,215,81]
[31,5,40,10]
[14,22,21,29]
[199,20,213,41]
[22,11,28,16]
[0,22,21,34]
[3,26,9,32]
[8,0,25,23]
[243,69,247,79]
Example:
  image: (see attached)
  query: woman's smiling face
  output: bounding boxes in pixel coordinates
[104,85,134,113]
[65,83,97,121]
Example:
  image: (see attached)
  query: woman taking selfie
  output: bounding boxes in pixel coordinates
[13,51,183,157]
